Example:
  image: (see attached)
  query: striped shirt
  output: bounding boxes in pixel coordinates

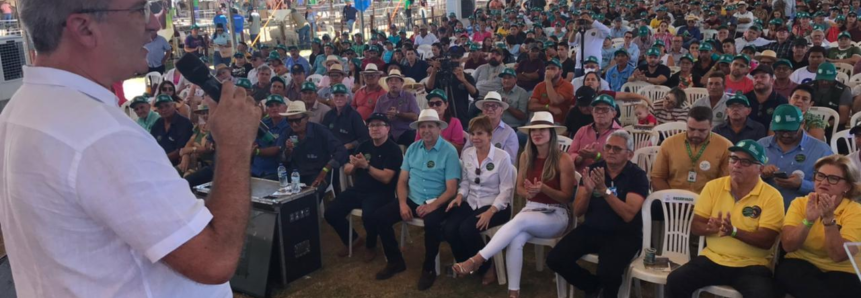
[650,99,690,125]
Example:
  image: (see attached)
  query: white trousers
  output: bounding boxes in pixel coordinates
[478,201,569,290]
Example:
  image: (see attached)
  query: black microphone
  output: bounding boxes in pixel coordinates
[175,53,223,102]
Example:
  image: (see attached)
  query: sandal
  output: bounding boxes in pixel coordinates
[508,290,520,298]
[451,257,479,277]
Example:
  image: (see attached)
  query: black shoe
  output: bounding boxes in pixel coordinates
[375,260,406,280]
[417,270,436,291]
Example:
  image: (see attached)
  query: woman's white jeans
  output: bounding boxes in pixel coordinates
[478,201,568,291]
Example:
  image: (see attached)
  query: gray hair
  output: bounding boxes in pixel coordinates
[20,0,111,54]
[607,130,635,151]
[257,65,273,73]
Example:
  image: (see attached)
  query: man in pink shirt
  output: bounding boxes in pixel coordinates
[567,94,622,172]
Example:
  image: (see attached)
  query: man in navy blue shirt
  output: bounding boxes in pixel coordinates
[251,95,290,180]
[150,95,193,165]
[278,101,348,196]
[343,1,359,33]
[321,84,369,151]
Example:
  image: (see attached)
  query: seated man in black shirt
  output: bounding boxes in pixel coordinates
[324,113,403,260]
[150,94,193,165]
[564,86,596,138]
[546,130,649,298]
[628,48,671,85]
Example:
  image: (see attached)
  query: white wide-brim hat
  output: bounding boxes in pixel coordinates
[278,100,310,117]
[518,111,567,134]
[410,109,449,129]
[474,91,510,110]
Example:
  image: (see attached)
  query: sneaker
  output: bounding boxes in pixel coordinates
[417,270,436,291]
[374,260,406,280]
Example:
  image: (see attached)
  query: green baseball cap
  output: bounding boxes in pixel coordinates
[591,94,617,109]
[839,31,852,39]
[469,43,481,52]
[653,40,665,48]
[729,139,768,164]
[718,54,733,64]
[679,53,695,63]
[726,92,750,107]
[154,94,173,105]
[646,47,661,57]
[301,81,317,92]
[275,44,288,51]
[733,54,750,65]
[774,59,793,69]
[699,43,713,52]
[816,62,838,81]
[190,24,200,30]
[426,89,448,101]
[638,26,650,36]
[235,78,252,89]
[546,58,563,68]
[769,18,784,25]
[614,48,630,57]
[233,52,245,58]
[265,94,286,105]
[130,95,150,108]
[331,83,349,94]
[267,52,282,61]
[585,56,600,65]
[812,24,826,32]
[498,68,516,78]
[770,104,804,131]
[544,41,556,49]
[270,76,286,86]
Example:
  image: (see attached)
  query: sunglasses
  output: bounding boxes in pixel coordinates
[474,168,482,184]
[428,100,445,107]
[287,116,306,123]
[603,144,628,154]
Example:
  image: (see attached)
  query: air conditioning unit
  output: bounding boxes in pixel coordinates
[0,35,26,113]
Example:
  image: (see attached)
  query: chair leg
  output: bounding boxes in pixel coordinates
[435,253,441,276]
[568,285,574,298]
[493,250,507,285]
[347,215,353,258]
[656,283,664,298]
[535,245,545,272]
[555,273,567,298]
[399,222,406,249]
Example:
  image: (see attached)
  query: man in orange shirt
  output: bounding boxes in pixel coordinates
[527,58,575,123]
[351,64,387,120]
[725,54,755,94]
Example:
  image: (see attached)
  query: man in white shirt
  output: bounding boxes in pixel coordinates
[414,25,439,46]
[0,1,262,297]
[734,26,771,53]
[734,2,756,32]
[849,125,861,171]
[790,46,827,84]
[569,11,611,75]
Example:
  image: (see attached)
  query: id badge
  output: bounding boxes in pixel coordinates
[687,170,697,183]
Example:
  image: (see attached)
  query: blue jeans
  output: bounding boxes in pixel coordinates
[297,24,311,48]
[346,19,355,32]
[213,53,229,67]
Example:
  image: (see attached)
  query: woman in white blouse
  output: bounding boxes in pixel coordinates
[444,115,515,286]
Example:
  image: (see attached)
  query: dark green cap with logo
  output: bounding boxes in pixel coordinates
[733,54,751,65]
[771,104,804,131]
[546,58,562,68]
[235,78,252,89]
[729,139,768,164]
[614,48,630,57]
[726,92,750,107]
[816,62,838,81]
[774,58,793,69]
[427,89,447,101]
[266,94,286,105]
[718,54,734,64]
[646,47,661,57]
[838,31,852,39]
[154,94,173,105]
[498,68,516,78]
[301,81,317,92]
[638,26,650,36]
[130,95,150,108]
[267,52,281,61]
[679,53,695,63]
[591,94,617,109]
[331,83,349,94]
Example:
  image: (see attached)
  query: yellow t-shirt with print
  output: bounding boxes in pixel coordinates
[695,176,785,267]
[496,27,510,37]
[785,196,861,273]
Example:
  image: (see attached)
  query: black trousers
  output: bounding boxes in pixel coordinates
[546,225,641,298]
[443,204,511,275]
[774,258,861,298]
[184,166,213,188]
[372,198,447,271]
[666,255,773,298]
[323,188,395,248]
[148,65,166,75]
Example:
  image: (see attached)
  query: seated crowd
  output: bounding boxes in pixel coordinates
[130,1,861,297]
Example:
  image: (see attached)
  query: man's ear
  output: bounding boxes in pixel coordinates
[63,14,100,49]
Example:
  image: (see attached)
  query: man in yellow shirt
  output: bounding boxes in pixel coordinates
[666,139,785,298]
[651,106,733,194]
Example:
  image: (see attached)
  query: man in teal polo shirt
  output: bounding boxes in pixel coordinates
[131,95,159,132]
[251,95,290,179]
[372,109,461,291]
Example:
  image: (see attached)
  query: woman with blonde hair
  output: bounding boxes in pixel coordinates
[775,154,861,297]
[451,112,576,298]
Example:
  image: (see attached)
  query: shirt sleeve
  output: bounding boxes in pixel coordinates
[76,129,213,263]
[693,181,717,218]
[504,129,519,164]
[324,128,348,169]
[175,119,194,150]
[840,204,861,242]
[493,154,515,211]
[629,168,651,198]
[445,147,462,181]
[567,128,583,160]
[840,88,853,106]
[783,196,806,228]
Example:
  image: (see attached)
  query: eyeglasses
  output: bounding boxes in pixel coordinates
[287,116,306,123]
[75,0,163,22]
[161,87,174,92]
[729,155,760,167]
[593,106,613,114]
[428,101,444,107]
[483,103,502,110]
[603,144,629,154]
[474,168,482,184]
[368,123,388,128]
[814,171,846,184]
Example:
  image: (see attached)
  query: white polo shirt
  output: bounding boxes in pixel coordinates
[0,67,230,297]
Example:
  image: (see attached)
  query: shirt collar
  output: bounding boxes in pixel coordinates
[423,135,444,152]
[23,66,118,106]
[767,131,811,151]
[722,176,766,198]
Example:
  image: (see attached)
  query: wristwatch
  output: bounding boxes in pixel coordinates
[604,188,613,197]
[823,218,837,227]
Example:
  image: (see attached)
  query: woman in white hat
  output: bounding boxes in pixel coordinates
[452,112,576,298]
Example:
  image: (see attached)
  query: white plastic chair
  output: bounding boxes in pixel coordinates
[807,106,840,141]
[848,73,861,87]
[621,81,653,94]
[851,111,861,127]
[505,62,516,68]
[651,122,687,146]
[625,126,656,151]
[400,218,441,276]
[417,44,433,59]
[835,62,854,78]
[479,168,518,286]
[853,85,861,97]
[145,71,163,89]
[638,85,671,105]
[528,171,581,298]
[621,190,701,298]
[464,69,476,76]
[120,100,138,121]
[619,101,642,127]
[632,146,660,177]
[831,129,857,156]
[557,136,573,153]
[837,72,850,85]
[307,74,323,86]
[684,87,709,107]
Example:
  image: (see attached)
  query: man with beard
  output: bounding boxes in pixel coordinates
[693,73,731,128]
[515,44,545,91]
[628,48,670,85]
[692,43,717,78]
[463,44,487,70]
[724,55,754,94]
[473,48,507,97]
[745,65,788,130]
[805,63,852,127]
[652,106,732,193]
[713,93,766,144]
[758,104,833,208]
[527,59,574,124]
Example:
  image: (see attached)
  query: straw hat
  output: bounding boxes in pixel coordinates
[517,111,566,134]
[384,69,406,82]
[474,91,510,110]
[325,55,342,67]
[278,101,310,117]
[379,72,418,91]
[328,63,346,75]
[361,63,382,74]
[409,109,449,129]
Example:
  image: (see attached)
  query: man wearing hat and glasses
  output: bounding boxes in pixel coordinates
[371,109,461,290]
[251,95,290,180]
[151,94,194,165]
[713,92,767,144]
[352,64,387,120]
[567,94,621,172]
[666,139,784,298]
[464,91,519,164]
[318,64,354,103]
[322,83,369,151]
[277,100,348,196]
[495,68,530,131]
[373,69,421,145]
[757,104,833,208]
[299,81,331,124]
[284,64,307,102]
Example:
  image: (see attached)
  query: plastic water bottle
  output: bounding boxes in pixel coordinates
[278,165,289,189]
[291,169,301,194]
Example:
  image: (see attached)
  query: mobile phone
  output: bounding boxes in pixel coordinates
[774,172,789,179]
